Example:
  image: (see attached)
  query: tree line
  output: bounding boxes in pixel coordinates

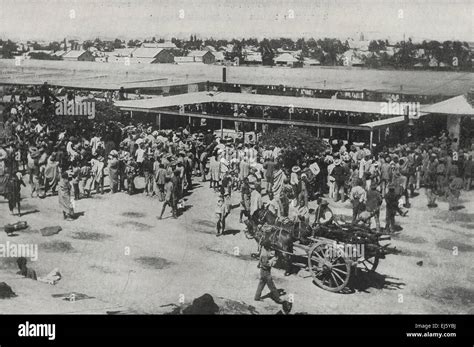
[1,36,472,70]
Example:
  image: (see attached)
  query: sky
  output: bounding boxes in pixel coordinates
[0,0,472,42]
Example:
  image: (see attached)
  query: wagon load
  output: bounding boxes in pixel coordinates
[245,205,398,293]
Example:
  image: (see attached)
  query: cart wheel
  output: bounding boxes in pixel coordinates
[359,254,379,272]
[308,242,351,292]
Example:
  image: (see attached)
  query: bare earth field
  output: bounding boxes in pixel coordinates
[1,59,473,95]
[0,175,473,314]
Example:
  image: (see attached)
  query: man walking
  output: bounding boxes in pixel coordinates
[384,185,398,233]
[254,241,283,303]
[365,182,382,233]
[158,176,177,219]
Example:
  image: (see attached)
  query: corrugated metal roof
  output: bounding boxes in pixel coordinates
[188,50,213,57]
[421,94,474,115]
[62,50,87,59]
[132,48,164,58]
[274,53,298,63]
[115,91,428,116]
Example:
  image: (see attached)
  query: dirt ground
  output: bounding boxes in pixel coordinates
[0,175,473,314]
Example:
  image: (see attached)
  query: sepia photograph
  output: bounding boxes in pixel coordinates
[0,0,472,342]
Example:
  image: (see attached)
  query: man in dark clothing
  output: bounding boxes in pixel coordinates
[39,82,59,106]
[118,87,126,101]
[171,170,181,214]
[279,178,293,218]
[384,185,398,233]
[240,177,251,223]
[332,159,348,202]
[5,171,26,216]
[365,182,382,233]
[142,154,154,196]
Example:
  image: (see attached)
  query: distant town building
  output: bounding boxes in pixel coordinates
[213,51,225,63]
[130,48,174,63]
[340,50,365,67]
[274,53,299,67]
[303,58,321,66]
[243,52,263,65]
[187,50,215,64]
[62,50,95,61]
[174,56,202,64]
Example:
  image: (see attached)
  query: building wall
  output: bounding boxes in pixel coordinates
[152,50,175,63]
[202,52,215,64]
[78,52,95,62]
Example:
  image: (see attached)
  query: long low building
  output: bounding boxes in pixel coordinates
[115,91,426,116]
[114,91,433,147]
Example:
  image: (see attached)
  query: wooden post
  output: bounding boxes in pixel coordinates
[370,130,374,150]
[158,113,161,130]
[220,119,224,138]
[378,128,381,142]
[330,127,333,137]
[130,111,133,119]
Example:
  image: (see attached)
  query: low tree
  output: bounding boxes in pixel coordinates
[259,127,328,169]
[29,52,61,60]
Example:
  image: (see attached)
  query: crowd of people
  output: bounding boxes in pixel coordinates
[1,83,473,310]
[1,84,473,236]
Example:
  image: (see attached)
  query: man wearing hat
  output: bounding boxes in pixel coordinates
[279,178,294,218]
[263,156,277,195]
[215,191,230,237]
[380,156,391,197]
[332,159,348,203]
[349,179,367,224]
[142,152,155,196]
[27,146,40,197]
[154,162,167,201]
[158,176,177,219]
[314,199,333,225]
[250,184,263,222]
[254,239,284,303]
[365,181,383,232]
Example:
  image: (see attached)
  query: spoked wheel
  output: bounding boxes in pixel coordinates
[308,242,351,292]
[359,254,379,272]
